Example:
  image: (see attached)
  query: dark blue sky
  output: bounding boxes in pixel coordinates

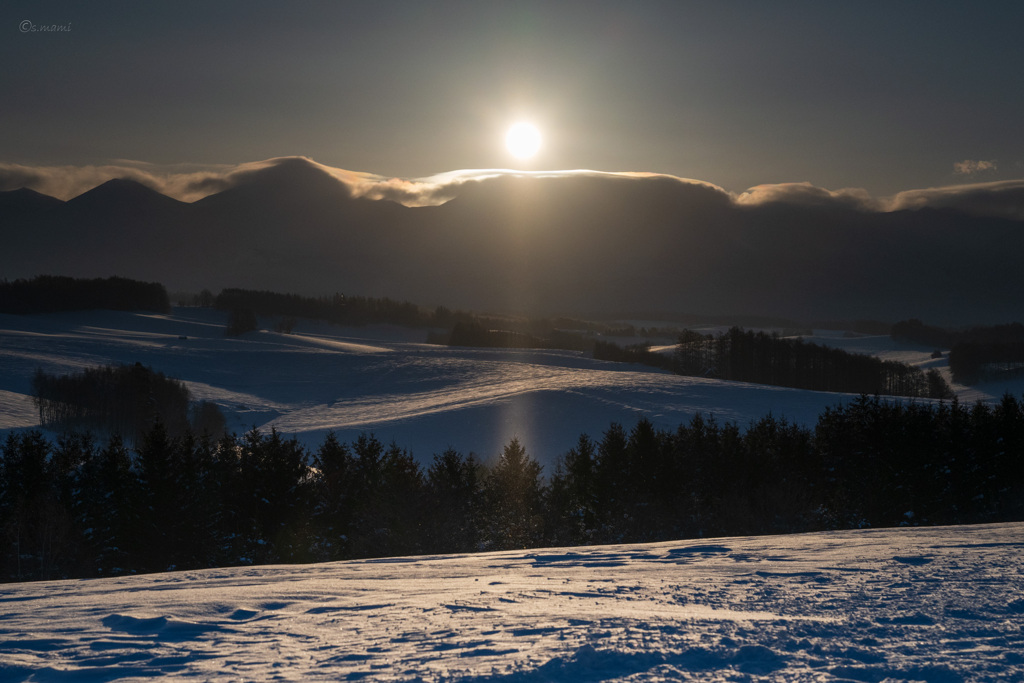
[3,1,1023,196]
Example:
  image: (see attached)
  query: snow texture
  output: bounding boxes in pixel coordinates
[1,523,1021,681]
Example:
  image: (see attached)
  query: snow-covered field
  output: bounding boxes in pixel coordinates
[4,312,1024,679]
[0,309,832,464]
[2,522,1022,681]
[2,308,1021,467]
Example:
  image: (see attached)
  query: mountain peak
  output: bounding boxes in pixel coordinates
[70,177,167,200]
[194,156,355,210]
[65,178,185,219]
[69,178,184,206]
[0,187,65,210]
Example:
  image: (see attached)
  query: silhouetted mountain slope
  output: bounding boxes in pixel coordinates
[0,187,65,212]
[66,178,185,213]
[186,160,415,296]
[1,159,1022,324]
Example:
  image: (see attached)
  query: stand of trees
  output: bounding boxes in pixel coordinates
[0,276,170,315]
[225,308,259,337]
[593,340,675,371]
[596,327,952,399]
[891,319,1024,385]
[447,321,546,349]
[3,395,1023,583]
[891,319,958,349]
[444,320,589,351]
[892,319,1024,349]
[690,327,953,398]
[214,288,429,328]
[211,287,595,350]
[949,342,1024,385]
[32,364,225,445]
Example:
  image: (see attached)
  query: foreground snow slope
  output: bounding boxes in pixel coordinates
[2,523,1022,681]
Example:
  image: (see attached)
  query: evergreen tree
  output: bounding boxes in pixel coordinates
[49,432,97,577]
[236,428,313,563]
[210,432,247,565]
[368,442,426,558]
[178,431,222,568]
[593,423,629,541]
[993,394,1024,519]
[134,421,178,572]
[424,448,484,553]
[75,436,138,576]
[348,433,386,558]
[310,432,356,560]
[0,432,61,580]
[546,434,598,546]
[482,438,545,550]
[625,419,661,537]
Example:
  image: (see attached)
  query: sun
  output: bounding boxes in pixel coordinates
[505,122,542,160]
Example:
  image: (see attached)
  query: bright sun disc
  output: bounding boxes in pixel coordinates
[506,123,541,159]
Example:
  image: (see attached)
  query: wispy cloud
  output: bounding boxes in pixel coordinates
[390,168,732,207]
[3,157,1024,220]
[0,160,236,203]
[717,178,1024,220]
[0,158,732,208]
[954,159,998,175]
[735,182,879,211]
[887,179,1024,220]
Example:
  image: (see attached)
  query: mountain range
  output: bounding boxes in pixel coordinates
[2,157,1022,325]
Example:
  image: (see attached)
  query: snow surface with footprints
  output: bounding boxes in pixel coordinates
[2,523,1023,681]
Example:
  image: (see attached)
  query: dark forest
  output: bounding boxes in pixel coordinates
[3,395,1023,583]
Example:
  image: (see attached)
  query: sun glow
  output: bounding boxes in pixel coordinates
[505,122,542,159]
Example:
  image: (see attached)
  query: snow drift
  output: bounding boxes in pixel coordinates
[1,523,1021,680]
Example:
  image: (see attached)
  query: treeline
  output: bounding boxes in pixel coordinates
[949,342,1024,385]
[443,320,589,351]
[689,327,952,398]
[0,427,531,581]
[597,327,952,399]
[213,287,607,350]
[593,339,675,370]
[892,319,1024,385]
[214,288,432,328]
[0,275,170,314]
[550,395,1024,546]
[32,364,225,444]
[209,287,626,348]
[4,395,1023,582]
[891,318,1024,349]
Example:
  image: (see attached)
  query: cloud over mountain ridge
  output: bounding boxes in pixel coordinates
[2,156,1023,324]
[5,156,1024,218]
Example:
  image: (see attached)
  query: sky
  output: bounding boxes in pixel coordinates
[3,1,1024,198]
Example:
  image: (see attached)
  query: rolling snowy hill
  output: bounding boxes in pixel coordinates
[2,307,1021,466]
[2,522,1021,680]
[0,309,938,465]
